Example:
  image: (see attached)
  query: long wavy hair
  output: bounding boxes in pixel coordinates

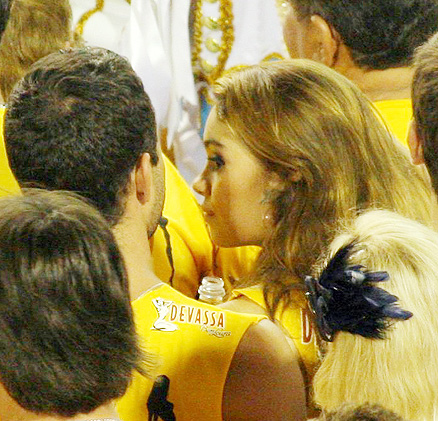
[312,209,438,420]
[213,59,436,318]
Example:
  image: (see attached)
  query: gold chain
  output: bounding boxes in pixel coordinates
[191,0,234,85]
[73,0,131,42]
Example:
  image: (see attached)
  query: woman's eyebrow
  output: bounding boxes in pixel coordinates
[204,139,224,148]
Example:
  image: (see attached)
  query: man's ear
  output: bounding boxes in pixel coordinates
[135,153,153,204]
[307,15,340,67]
[408,119,425,165]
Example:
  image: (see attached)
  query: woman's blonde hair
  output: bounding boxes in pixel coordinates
[312,209,438,420]
[0,0,77,102]
[213,59,436,317]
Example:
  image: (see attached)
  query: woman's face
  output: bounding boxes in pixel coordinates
[193,108,276,248]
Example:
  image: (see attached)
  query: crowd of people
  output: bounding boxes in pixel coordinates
[1,0,438,420]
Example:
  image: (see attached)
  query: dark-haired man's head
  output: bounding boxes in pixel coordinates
[0,189,145,421]
[319,403,406,421]
[410,31,438,197]
[0,0,12,40]
[283,0,438,71]
[5,47,164,235]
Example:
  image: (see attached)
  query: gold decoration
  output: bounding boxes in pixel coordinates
[73,0,131,42]
[205,37,220,53]
[202,16,219,30]
[192,0,234,85]
[201,59,215,74]
[262,52,285,62]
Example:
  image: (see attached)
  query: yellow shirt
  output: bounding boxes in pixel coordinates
[373,98,412,147]
[231,285,320,414]
[117,283,265,421]
[213,245,261,288]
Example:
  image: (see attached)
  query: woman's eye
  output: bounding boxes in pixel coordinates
[207,155,225,170]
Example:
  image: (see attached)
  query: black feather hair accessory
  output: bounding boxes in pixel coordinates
[305,243,413,342]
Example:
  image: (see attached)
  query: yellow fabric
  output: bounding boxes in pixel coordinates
[117,283,265,421]
[0,108,19,196]
[213,245,261,290]
[373,98,412,147]
[231,286,319,398]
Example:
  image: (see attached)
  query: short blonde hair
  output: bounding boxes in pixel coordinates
[313,209,438,420]
[213,59,436,317]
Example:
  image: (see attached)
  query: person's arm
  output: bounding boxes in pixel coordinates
[223,318,306,421]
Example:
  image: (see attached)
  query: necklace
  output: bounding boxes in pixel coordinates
[191,0,234,85]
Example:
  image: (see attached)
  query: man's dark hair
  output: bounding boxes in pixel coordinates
[0,189,146,417]
[320,403,406,421]
[289,0,438,70]
[0,0,12,40]
[412,31,438,196]
[4,47,158,225]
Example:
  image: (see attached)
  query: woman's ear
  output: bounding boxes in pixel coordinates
[307,15,340,67]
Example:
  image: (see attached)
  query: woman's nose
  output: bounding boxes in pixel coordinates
[193,174,208,197]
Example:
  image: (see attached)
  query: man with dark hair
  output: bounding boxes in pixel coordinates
[282,0,438,144]
[408,31,438,197]
[0,0,12,41]
[6,46,161,231]
[0,189,144,421]
[319,403,406,421]
[5,47,306,421]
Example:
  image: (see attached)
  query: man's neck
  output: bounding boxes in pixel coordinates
[113,215,162,301]
[336,64,414,102]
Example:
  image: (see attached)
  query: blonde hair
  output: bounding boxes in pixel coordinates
[213,59,436,317]
[313,209,438,420]
[0,0,76,102]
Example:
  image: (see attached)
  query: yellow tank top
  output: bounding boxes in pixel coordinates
[117,283,265,421]
[373,98,412,147]
[231,285,320,413]
[213,245,261,287]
